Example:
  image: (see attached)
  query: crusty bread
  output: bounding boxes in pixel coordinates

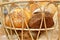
[29,3,39,12]
[5,8,32,28]
[29,12,54,29]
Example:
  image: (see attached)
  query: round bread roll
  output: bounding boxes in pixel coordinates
[5,12,25,28]
[29,12,54,29]
[46,4,57,16]
[29,3,39,12]
[5,8,32,28]
[19,31,31,40]
[19,31,38,40]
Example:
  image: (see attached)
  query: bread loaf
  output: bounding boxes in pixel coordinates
[29,12,54,29]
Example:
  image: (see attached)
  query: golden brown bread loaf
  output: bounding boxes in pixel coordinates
[28,12,54,29]
[5,12,25,28]
[5,8,32,28]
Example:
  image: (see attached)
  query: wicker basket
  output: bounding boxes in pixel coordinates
[0,1,60,40]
